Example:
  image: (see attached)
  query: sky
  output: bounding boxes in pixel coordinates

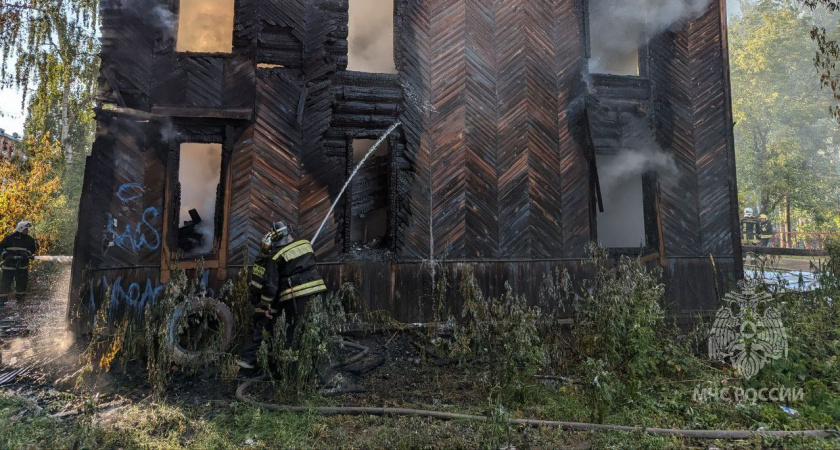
[0,88,25,136]
[0,0,744,137]
[727,0,742,17]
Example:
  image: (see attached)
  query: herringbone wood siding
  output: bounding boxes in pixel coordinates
[556,0,591,256]
[80,0,739,316]
[649,0,735,257]
[398,0,589,260]
[397,0,434,260]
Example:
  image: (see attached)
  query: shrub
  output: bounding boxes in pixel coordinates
[452,269,544,403]
[571,245,668,380]
[257,287,359,399]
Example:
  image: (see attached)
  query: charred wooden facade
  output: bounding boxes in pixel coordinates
[70,0,741,331]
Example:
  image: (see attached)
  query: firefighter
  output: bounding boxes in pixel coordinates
[237,221,328,370]
[757,214,773,247]
[0,221,37,307]
[741,208,757,246]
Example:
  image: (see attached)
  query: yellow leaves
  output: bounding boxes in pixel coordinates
[0,133,64,254]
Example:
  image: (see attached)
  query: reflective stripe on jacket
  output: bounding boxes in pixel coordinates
[758,221,773,239]
[741,218,757,243]
[249,239,326,307]
[0,232,36,270]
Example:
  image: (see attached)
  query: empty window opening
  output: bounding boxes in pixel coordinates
[588,0,641,76]
[176,0,235,53]
[350,139,390,249]
[347,0,397,73]
[596,152,646,248]
[178,143,223,256]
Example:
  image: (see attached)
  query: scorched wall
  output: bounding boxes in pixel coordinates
[70,0,741,332]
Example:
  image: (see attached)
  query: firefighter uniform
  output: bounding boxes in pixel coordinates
[741,217,758,245]
[239,238,327,367]
[757,215,773,247]
[0,227,37,304]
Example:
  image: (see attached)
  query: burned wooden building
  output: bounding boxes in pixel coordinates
[70,0,741,330]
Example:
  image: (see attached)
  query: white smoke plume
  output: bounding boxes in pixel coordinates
[589,0,712,74]
[178,143,223,256]
[347,0,397,73]
[599,146,677,194]
[596,146,676,248]
[108,0,177,39]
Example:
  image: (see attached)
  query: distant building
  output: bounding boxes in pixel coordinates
[0,129,21,160]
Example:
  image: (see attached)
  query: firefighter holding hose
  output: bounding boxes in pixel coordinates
[237,221,327,370]
[0,221,37,307]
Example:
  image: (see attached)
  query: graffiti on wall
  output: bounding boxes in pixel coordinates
[104,183,161,254]
[90,275,166,320]
[89,270,216,320]
[116,182,145,204]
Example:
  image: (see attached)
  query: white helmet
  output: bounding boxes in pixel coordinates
[743,208,754,218]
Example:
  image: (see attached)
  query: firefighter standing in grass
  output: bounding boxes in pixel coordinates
[741,208,758,246]
[237,221,327,370]
[0,221,37,307]
[757,214,773,247]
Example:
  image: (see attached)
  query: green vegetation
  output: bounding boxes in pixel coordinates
[3,246,839,448]
[731,0,840,231]
[1,0,98,252]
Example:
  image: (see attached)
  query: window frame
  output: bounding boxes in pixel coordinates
[592,147,662,256]
[583,0,650,78]
[173,0,236,56]
[160,124,233,279]
[342,131,396,254]
[345,0,399,74]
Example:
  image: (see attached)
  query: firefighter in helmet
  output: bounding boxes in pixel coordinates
[237,221,327,370]
[0,221,37,307]
[741,208,757,246]
[757,214,773,247]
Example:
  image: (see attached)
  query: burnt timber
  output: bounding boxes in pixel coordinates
[70,0,742,332]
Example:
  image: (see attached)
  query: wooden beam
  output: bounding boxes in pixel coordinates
[150,106,254,120]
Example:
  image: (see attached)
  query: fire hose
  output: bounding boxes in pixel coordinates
[235,343,836,441]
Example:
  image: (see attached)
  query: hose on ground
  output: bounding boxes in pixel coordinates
[329,340,369,370]
[234,342,835,440]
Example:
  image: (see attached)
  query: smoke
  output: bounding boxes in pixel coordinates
[347,0,397,73]
[106,0,177,39]
[595,121,678,248]
[588,0,712,74]
[159,120,177,143]
[598,146,677,194]
[176,0,235,53]
[178,143,223,256]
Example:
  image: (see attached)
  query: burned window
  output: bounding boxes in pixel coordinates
[177,143,223,256]
[595,151,647,248]
[350,138,390,249]
[347,0,397,73]
[587,0,642,76]
[176,0,235,53]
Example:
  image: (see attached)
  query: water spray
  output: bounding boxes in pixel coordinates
[311,121,403,245]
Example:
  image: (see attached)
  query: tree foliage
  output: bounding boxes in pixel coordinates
[804,0,840,122]
[1,0,100,252]
[0,133,64,252]
[730,0,840,227]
